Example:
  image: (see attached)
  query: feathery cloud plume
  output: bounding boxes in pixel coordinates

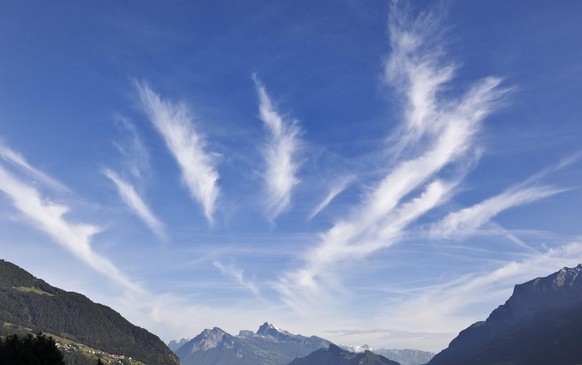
[136,82,220,224]
[103,168,167,241]
[0,163,138,292]
[0,143,69,192]
[431,185,567,240]
[429,155,577,244]
[276,4,506,312]
[212,260,260,296]
[385,6,455,156]
[254,76,303,221]
[113,116,150,182]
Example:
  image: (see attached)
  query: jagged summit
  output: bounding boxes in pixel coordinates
[180,327,231,353]
[526,263,582,290]
[168,337,190,352]
[340,344,373,353]
[197,327,228,338]
[175,323,331,365]
[498,263,582,323]
[257,322,278,333]
[553,264,582,286]
[256,322,292,339]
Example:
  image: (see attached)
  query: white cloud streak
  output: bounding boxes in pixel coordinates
[0,164,138,292]
[0,143,69,192]
[276,4,506,312]
[113,116,150,182]
[308,176,354,220]
[103,168,167,241]
[136,82,220,224]
[428,153,576,246]
[254,76,303,221]
[212,260,260,296]
[431,185,567,239]
[384,6,455,156]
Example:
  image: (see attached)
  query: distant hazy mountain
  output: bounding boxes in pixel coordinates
[168,337,190,352]
[0,259,179,365]
[341,345,434,365]
[375,349,434,365]
[288,343,400,365]
[175,322,330,365]
[429,264,582,365]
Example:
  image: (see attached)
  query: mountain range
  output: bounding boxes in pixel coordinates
[0,259,178,365]
[175,322,331,365]
[428,264,582,365]
[288,343,400,365]
[340,345,434,365]
[172,322,439,365]
[4,256,582,365]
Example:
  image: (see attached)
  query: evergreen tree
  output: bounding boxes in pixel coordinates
[0,333,65,365]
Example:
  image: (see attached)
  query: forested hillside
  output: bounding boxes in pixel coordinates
[0,259,178,365]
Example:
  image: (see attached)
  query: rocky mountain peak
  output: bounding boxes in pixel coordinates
[168,338,191,352]
[179,327,231,353]
[175,323,332,365]
[256,322,293,340]
[506,263,582,317]
[257,322,281,334]
[429,264,582,365]
[553,264,582,287]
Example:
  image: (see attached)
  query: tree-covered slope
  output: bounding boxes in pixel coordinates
[0,259,178,365]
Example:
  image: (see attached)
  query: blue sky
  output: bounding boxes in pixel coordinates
[1,0,582,352]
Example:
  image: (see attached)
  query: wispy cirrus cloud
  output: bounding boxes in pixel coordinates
[0,146,268,345]
[276,4,506,312]
[375,242,582,351]
[103,168,167,241]
[428,155,578,245]
[254,76,303,221]
[136,82,220,224]
[0,143,69,192]
[431,185,567,240]
[308,176,354,220]
[113,116,150,182]
[385,5,455,156]
[212,260,260,296]
[105,116,168,240]
[0,161,138,292]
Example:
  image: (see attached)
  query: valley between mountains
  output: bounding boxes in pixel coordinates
[2,258,582,365]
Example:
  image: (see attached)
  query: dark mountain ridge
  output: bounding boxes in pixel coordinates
[340,345,434,365]
[0,259,178,365]
[288,343,400,365]
[429,264,582,365]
